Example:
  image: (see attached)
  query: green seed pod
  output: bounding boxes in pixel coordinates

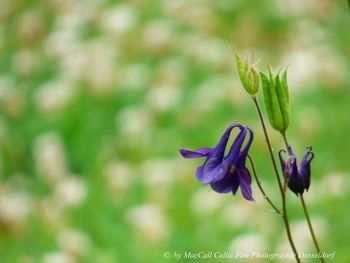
[260,67,290,134]
[236,54,259,96]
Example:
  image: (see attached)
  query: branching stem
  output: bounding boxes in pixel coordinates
[247,154,281,215]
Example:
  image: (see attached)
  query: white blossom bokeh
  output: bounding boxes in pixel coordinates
[0,0,349,262]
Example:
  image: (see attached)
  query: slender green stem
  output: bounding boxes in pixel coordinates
[247,154,282,215]
[282,133,289,192]
[282,133,289,152]
[281,189,301,262]
[252,97,301,263]
[300,195,326,263]
[252,97,284,193]
[282,134,326,263]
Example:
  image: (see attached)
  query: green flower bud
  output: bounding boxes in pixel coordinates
[235,54,260,96]
[260,66,290,134]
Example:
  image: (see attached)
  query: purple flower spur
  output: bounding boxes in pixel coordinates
[179,124,254,201]
[279,145,315,196]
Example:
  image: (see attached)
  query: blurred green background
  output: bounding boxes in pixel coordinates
[0,0,350,262]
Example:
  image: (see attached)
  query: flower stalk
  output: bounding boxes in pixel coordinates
[252,97,301,263]
[300,195,325,263]
[247,154,281,215]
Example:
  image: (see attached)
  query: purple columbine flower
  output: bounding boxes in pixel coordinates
[279,145,314,196]
[179,124,254,201]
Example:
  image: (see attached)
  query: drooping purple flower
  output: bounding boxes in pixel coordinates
[279,145,314,196]
[179,124,254,201]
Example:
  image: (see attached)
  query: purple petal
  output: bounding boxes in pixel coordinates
[237,168,254,201]
[238,127,254,163]
[210,124,244,161]
[232,179,239,195]
[210,172,239,194]
[278,149,287,175]
[286,155,304,195]
[232,127,254,169]
[287,144,294,156]
[298,146,314,191]
[202,124,244,184]
[224,128,247,164]
[179,148,213,158]
[201,161,231,184]
[195,166,204,183]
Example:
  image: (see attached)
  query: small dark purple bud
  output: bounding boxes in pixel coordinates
[278,146,315,196]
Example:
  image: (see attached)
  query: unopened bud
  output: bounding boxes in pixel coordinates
[235,54,260,96]
[260,66,290,134]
